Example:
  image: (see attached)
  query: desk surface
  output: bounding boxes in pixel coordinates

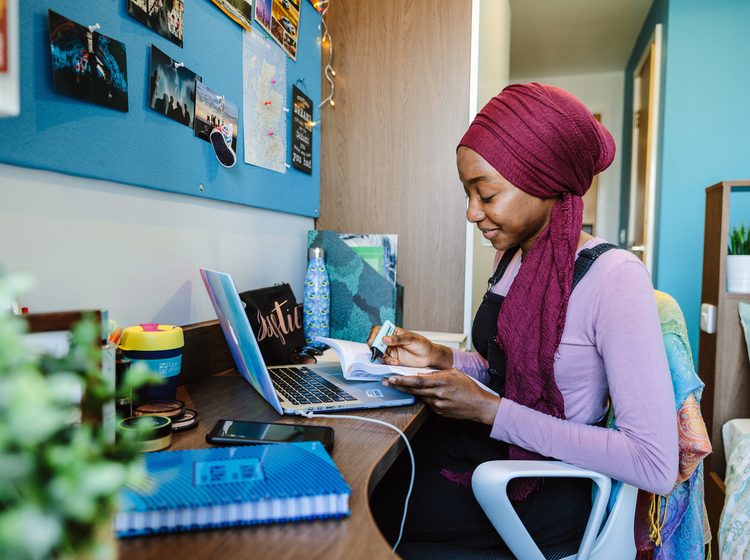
[118,369,427,560]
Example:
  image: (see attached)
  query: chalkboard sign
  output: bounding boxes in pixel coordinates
[0,0,322,217]
[291,84,313,174]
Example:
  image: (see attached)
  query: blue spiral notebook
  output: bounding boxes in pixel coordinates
[116,442,351,537]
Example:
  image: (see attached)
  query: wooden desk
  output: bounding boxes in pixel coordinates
[118,369,428,560]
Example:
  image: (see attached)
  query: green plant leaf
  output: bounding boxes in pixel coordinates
[728,223,750,255]
[0,271,151,558]
[0,505,61,560]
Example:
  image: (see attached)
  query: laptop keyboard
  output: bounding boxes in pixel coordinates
[269,367,358,406]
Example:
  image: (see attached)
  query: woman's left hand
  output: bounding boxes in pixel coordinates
[383,369,501,425]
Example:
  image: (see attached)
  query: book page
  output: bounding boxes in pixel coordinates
[316,337,434,381]
[466,375,499,397]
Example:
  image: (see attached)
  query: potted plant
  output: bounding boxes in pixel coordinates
[0,273,156,560]
[728,225,750,293]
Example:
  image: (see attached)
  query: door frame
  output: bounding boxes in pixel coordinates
[463,0,484,344]
[627,23,663,274]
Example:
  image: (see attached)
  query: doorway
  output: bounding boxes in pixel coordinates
[627,24,663,272]
[581,113,602,235]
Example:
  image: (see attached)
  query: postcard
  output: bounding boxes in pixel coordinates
[308,0,328,14]
[270,0,299,60]
[254,0,272,34]
[210,0,253,32]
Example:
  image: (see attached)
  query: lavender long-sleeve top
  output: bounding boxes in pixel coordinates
[453,237,679,495]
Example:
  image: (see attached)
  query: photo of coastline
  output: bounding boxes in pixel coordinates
[194,81,238,150]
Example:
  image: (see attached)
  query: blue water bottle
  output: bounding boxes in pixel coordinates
[304,247,330,348]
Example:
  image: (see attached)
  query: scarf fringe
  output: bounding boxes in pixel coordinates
[647,493,670,547]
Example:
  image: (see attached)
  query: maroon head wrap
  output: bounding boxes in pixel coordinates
[458,83,615,500]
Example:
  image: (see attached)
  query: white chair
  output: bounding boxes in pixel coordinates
[471,461,637,560]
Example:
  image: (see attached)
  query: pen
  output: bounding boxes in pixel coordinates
[370,320,396,362]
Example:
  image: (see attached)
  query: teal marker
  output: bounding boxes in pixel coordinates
[370,320,396,362]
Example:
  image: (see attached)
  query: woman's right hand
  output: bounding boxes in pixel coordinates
[366,326,452,370]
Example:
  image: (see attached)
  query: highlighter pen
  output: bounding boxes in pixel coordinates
[370,320,396,362]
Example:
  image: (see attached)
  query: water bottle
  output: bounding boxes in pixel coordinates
[303,247,330,348]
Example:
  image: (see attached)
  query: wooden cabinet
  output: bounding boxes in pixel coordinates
[699,180,750,475]
[698,180,750,556]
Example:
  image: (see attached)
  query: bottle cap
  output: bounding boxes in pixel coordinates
[308,247,325,260]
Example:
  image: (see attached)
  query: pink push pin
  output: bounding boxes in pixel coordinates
[271,79,277,84]
[267,130,274,136]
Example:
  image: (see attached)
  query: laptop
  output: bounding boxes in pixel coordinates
[200,268,415,415]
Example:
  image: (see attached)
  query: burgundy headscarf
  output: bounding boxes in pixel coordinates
[459,83,615,500]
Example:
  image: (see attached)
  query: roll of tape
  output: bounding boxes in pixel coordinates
[118,415,173,452]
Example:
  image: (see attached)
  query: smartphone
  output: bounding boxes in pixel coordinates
[206,419,334,454]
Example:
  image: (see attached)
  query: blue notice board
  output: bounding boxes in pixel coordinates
[0,0,322,217]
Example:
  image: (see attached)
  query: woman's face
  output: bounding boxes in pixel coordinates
[457,146,556,253]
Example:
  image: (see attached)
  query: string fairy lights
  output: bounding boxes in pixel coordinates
[319,2,335,109]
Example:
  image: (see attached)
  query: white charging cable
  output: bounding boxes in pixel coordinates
[300,411,415,552]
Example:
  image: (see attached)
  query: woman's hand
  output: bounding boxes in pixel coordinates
[383,369,501,425]
[367,326,452,370]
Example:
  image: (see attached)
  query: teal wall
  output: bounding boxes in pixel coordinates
[622,0,750,359]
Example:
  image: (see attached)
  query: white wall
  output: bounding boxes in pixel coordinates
[509,71,626,244]
[0,164,313,328]
[465,0,512,340]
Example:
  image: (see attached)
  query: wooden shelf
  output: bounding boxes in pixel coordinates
[699,180,750,558]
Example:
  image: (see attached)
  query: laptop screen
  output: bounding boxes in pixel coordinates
[200,268,283,414]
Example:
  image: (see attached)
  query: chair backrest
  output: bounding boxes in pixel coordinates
[584,483,638,560]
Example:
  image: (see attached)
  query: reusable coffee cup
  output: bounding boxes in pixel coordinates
[118,323,184,401]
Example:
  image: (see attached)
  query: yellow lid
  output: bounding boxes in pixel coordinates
[118,323,184,351]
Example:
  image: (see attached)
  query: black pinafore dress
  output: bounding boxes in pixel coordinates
[392,243,618,549]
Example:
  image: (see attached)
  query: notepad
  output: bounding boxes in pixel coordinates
[316,336,435,381]
[115,441,350,537]
[316,336,500,397]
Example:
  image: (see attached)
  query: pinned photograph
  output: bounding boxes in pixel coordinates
[271,0,300,60]
[48,10,129,112]
[194,81,238,151]
[308,0,328,13]
[127,0,184,48]
[210,0,253,32]
[149,45,200,128]
[0,0,7,73]
[254,0,272,34]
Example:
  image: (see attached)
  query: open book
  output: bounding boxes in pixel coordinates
[316,337,435,381]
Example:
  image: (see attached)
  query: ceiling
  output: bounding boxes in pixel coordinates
[509,0,653,79]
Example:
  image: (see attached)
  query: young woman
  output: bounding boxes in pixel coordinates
[370,83,678,550]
